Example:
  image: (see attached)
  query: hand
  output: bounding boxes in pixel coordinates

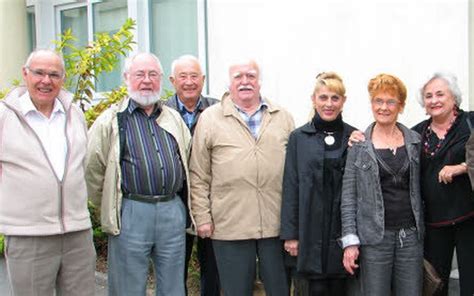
[197,223,214,239]
[438,164,467,184]
[343,245,360,275]
[348,130,365,147]
[284,240,299,256]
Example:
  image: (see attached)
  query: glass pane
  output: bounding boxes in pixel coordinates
[93,0,128,92]
[60,6,88,51]
[150,0,198,91]
[26,6,36,53]
[60,6,88,92]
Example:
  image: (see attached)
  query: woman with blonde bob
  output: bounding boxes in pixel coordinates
[281,72,356,295]
[340,74,424,295]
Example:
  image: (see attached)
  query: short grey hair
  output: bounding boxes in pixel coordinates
[24,48,66,74]
[418,72,462,107]
[123,52,163,75]
[226,58,262,87]
[170,54,203,78]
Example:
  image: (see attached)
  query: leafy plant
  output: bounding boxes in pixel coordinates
[55,18,135,111]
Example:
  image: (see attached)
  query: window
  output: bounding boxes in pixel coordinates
[93,0,128,92]
[57,0,128,93]
[150,0,199,91]
[26,6,36,52]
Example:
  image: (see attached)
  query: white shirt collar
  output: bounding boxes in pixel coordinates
[20,91,65,117]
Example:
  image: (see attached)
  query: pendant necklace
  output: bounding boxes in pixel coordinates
[324,131,335,146]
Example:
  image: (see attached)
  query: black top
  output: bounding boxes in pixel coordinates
[412,110,474,226]
[375,146,415,230]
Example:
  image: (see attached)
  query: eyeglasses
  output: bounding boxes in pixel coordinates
[27,67,64,81]
[132,71,162,81]
[372,98,399,107]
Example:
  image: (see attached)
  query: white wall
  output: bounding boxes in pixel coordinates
[206,0,469,129]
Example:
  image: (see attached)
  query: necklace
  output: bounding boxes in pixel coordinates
[423,111,458,157]
[323,131,335,146]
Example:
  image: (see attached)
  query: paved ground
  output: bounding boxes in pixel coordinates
[0,257,461,295]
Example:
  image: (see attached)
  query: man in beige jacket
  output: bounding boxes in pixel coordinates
[0,49,95,296]
[189,58,294,296]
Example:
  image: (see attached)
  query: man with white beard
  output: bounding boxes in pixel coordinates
[86,52,192,296]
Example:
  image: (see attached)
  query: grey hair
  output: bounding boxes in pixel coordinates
[226,58,262,88]
[418,72,462,107]
[24,48,66,74]
[123,52,163,75]
[170,54,203,78]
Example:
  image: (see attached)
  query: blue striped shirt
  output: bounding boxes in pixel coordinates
[120,100,184,195]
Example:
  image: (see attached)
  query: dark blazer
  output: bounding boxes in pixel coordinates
[280,120,355,275]
[165,94,218,135]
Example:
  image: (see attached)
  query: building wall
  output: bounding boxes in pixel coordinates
[0,0,28,89]
[206,0,470,128]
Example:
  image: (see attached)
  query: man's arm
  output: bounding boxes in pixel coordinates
[85,115,110,207]
[189,114,214,235]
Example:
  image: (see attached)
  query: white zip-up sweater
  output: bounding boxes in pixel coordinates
[0,87,91,235]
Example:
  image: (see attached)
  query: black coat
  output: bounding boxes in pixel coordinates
[280,120,356,276]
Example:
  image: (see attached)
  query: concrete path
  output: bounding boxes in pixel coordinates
[0,257,461,295]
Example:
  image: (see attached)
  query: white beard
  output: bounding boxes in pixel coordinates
[128,89,161,107]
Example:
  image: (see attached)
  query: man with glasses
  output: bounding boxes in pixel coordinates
[189,59,294,295]
[86,52,191,296]
[166,54,220,296]
[0,49,96,295]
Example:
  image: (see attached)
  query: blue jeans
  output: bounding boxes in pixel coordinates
[359,227,423,296]
[108,196,186,296]
[213,237,289,296]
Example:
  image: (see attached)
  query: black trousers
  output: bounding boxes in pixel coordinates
[184,233,220,296]
[213,238,289,296]
[424,217,474,296]
[308,278,347,296]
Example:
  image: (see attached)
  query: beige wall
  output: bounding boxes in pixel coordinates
[0,0,28,89]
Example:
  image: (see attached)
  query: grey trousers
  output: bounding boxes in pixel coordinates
[359,227,423,296]
[5,229,96,296]
[212,237,289,296]
[108,197,186,296]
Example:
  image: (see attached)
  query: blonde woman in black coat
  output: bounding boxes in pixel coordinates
[280,72,356,296]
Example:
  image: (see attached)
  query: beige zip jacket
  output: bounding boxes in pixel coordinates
[85,98,192,235]
[0,87,91,235]
[190,94,294,240]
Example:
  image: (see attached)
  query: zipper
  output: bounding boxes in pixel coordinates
[4,102,69,233]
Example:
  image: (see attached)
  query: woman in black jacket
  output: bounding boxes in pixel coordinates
[412,72,474,296]
[280,72,356,296]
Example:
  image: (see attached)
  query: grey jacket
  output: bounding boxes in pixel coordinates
[340,123,424,248]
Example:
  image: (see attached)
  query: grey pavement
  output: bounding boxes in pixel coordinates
[0,256,461,295]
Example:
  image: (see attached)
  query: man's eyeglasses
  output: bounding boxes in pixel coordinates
[132,71,162,81]
[27,67,64,81]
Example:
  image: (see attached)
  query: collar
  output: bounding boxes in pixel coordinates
[20,91,65,117]
[127,99,161,117]
[177,95,202,113]
[234,97,268,116]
